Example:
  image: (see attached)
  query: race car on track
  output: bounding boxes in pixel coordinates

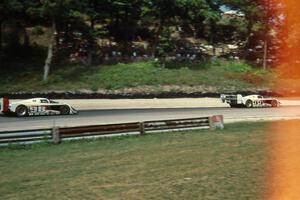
[0,97,77,117]
[220,94,280,108]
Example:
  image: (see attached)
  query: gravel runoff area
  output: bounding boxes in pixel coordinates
[9,98,300,110]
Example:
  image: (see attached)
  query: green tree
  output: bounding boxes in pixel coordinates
[221,0,283,67]
[0,0,23,67]
[142,0,180,57]
[82,0,109,64]
[39,0,81,81]
[106,0,146,56]
[177,0,220,54]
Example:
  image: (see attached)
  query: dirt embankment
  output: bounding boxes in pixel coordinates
[0,85,282,99]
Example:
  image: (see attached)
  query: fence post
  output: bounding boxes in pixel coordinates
[209,117,216,131]
[209,115,224,131]
[139,122,145,135]
[52,127,61,144]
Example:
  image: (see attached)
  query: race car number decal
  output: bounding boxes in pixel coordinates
[253,100,270,107]
[253,100,263,106]
[29,106,46,113]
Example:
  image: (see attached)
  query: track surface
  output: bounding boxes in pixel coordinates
[1,106,300,131]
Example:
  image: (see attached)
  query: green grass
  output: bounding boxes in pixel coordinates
[0,59,274,93]
[0,122,267,200]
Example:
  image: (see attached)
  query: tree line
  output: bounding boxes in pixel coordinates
[0,0,282,81]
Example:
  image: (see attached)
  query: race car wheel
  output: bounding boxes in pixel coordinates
[271,100,278,107]
[245,100,253,108]
[16,105,28,117]
[60,106,70,115]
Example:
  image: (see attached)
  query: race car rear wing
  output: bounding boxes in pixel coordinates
[0,97,9,113]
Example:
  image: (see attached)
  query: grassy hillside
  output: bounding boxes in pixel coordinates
[0,122,266,200]
[0,59,274,93]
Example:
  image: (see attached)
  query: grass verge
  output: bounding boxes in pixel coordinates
[0,122,266,200]
[0,59,274,93]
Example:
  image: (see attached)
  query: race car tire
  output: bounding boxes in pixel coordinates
[60,105,70,115]
[271,100,278,107]
[245,100,253,108]
[16,105,28,117]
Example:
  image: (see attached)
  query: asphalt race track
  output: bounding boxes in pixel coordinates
[1,106,300,131]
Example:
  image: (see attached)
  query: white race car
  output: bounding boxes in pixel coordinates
[220,94,280,108]
[0,97,78,117]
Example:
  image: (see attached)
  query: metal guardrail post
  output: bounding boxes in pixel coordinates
[52,127,61,144]
[139,122,145,135]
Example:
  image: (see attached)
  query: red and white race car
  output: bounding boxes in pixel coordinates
[0,97,77,117]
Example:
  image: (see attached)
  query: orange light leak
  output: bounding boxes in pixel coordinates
[266,121,300,199]
[265,0,300,199]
